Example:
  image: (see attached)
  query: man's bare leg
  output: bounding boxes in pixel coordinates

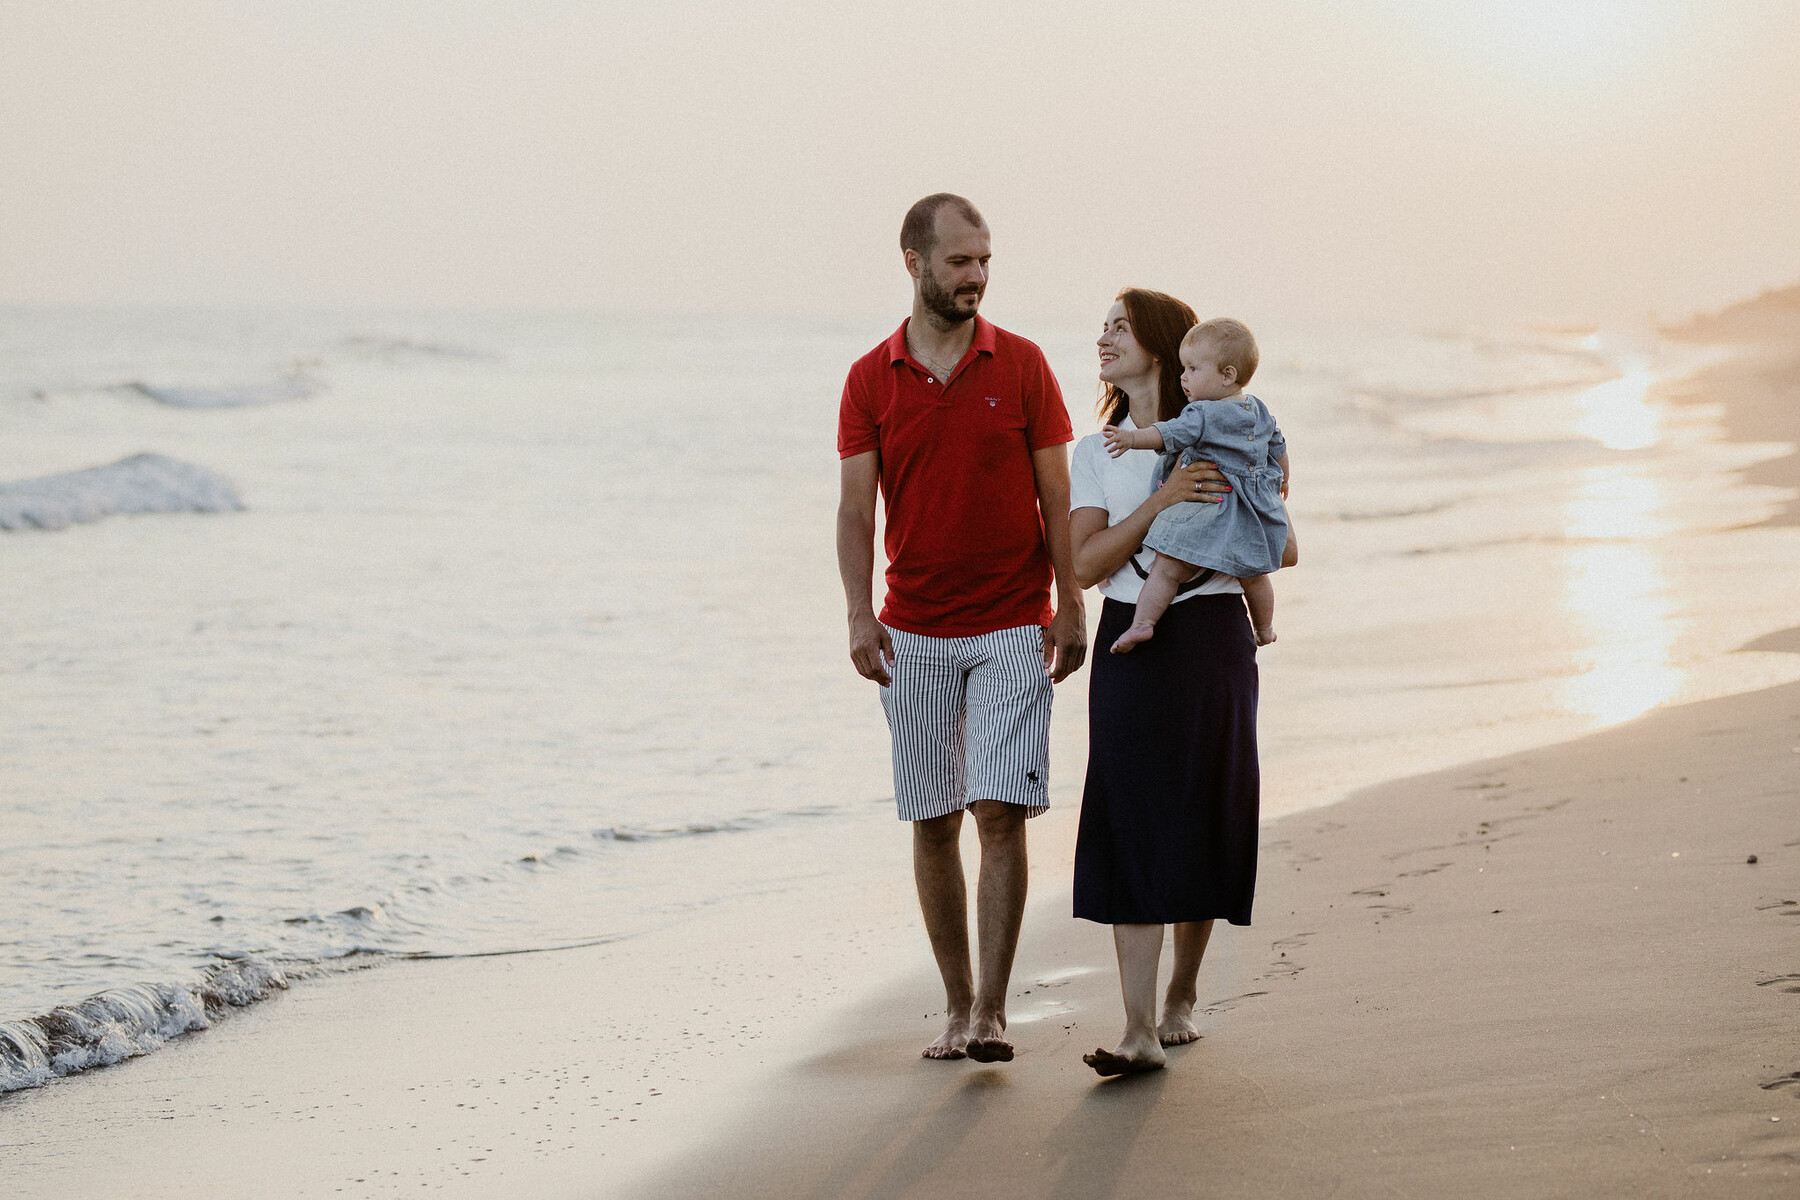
[1111,553,1200,654]
[1157,919,1214,1045]
[1241,574,1276,645]
[1083,923,1167,1075]
[912,810,972,1059]
[965,799,1027,1061]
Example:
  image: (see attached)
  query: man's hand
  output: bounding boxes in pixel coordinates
[1157,458,1230,507]
[848,611,894,686]
[1042,600,1088,683]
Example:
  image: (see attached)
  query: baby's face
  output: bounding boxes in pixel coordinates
[1179,342,1238,401]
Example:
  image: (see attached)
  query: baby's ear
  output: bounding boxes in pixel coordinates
[1222,364,1238,382]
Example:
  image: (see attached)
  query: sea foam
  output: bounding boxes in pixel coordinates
[0,959,286,1094]
[0,452,243,531]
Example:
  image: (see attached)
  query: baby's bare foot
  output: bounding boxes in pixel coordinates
[1111,623,1155,654]
[1157,1000,1201,1046]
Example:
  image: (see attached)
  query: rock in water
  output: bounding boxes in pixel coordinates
[0,453,244,531]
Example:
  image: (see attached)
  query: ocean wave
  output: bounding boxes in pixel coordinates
[124,375,320,408]
[1331,499,1464,522]
[0,452,243,531]
[593,801,846,843]
[342,334,497,362]
[0,958,286,1094]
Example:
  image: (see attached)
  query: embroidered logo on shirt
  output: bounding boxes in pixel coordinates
[988,398,1000,406]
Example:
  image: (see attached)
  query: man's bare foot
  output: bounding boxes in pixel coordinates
[922,1014,970,1060]
[1110,622,1155,654]
[1157,1000,1201,1046]
[964,1009,1013,1063]
[1082,1033,1167,1076]
[1254,626,1276,646]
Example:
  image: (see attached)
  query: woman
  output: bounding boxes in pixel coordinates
[1068,288,1292,1076]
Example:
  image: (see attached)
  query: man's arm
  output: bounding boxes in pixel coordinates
[836,450,893,686]
[1031,442,1087,683]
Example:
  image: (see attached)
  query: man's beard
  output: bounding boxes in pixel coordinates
[919,263,983,327]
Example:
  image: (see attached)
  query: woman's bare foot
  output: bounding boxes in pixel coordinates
[922,1013,971,1060]
[1254,626,1276,646]
[1157,1000,1201,1046]
[1110,622,1155,654]
[964,1008,1013,1063]
[1082,1032,1166,1076]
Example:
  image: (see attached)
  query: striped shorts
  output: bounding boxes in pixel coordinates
[878,623,1054,822]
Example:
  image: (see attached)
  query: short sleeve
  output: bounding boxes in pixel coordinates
[1022,347,1074,452]
[837,366,879,459]
[1069,435,1106,512]
[1153,401,1210,453]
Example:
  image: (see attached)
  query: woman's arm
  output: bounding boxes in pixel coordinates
[1070,459,1226,588]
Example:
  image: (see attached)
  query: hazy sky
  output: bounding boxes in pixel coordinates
[3,0,1797,328]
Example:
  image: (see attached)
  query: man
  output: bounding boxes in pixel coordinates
[836,193,1087,1062]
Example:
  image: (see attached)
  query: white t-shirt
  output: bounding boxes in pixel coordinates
[1069,415,1245,605]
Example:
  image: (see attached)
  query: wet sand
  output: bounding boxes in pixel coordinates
[636,673,1800,1199]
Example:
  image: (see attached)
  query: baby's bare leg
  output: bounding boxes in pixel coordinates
[1241,574,1276,645]
[1111,553,1200,654]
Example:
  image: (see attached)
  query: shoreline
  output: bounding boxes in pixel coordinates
[7,666,1798,1198]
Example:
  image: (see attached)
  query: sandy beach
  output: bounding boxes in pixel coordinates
[6,666,1796,1198]
[638,674,1800,1199]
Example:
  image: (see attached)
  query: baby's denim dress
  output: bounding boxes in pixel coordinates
[1142,393,1289,578]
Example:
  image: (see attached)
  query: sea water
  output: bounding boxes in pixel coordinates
[3,306,1797,1092]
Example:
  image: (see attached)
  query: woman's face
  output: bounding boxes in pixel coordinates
[1097,301,1156,389]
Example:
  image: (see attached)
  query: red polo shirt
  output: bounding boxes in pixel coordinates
[838,316,1074,637]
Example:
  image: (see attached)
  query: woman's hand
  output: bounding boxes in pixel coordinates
[1156,459,1229,509]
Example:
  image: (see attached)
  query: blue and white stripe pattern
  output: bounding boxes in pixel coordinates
[878,624,1054,822]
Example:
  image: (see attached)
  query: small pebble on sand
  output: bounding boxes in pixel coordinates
[1748,855,1758,864]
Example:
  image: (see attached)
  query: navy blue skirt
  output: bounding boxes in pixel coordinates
[1074,594,1260,926]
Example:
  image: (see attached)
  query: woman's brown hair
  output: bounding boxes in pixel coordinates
[1098,287,1198,427]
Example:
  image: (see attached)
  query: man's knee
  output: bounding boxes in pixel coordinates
[913,810,963,850]
[969,799,1026,843]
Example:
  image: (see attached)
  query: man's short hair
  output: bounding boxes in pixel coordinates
[900,193,986,258]
[1182,318,1260,386]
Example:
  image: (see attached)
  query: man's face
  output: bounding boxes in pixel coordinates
[911,212,991,325]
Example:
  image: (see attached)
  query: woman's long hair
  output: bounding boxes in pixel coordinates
[1097,287,1198,427]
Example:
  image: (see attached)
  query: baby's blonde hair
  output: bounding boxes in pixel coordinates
[1181,318,1259,386]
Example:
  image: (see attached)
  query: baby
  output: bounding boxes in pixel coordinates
[1103,317,1290,652]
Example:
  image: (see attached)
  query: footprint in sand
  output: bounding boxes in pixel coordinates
[1398,862,1453,878]
[1200,991,1269,1015]
[1760,1071,1800,1094]
[1754,974,1800,993]
[1351,886,1389,898]
[1366,904,1413,921]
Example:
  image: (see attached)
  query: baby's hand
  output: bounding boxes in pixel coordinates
[1102,425,1132,458]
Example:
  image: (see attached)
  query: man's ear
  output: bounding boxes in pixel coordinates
[903,248,923,280]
